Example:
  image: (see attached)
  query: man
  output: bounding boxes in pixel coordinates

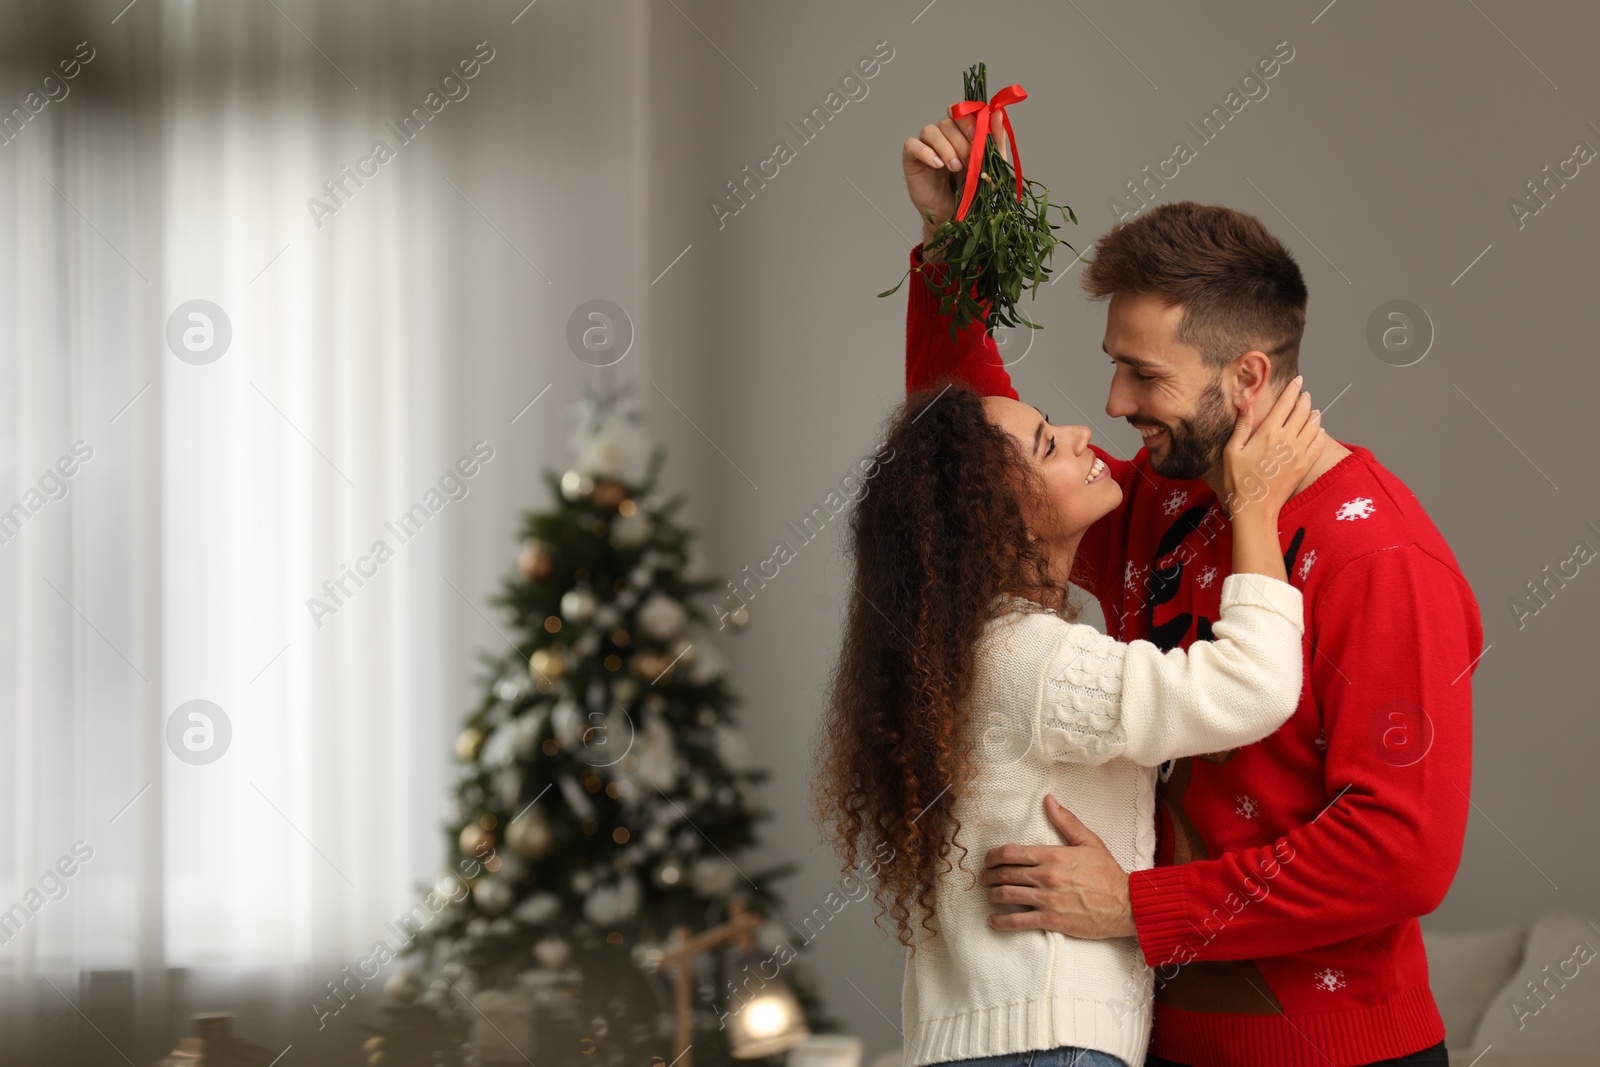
[899,113,1483,1067]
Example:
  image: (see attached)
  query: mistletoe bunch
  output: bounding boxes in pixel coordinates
[881,62,1080,340]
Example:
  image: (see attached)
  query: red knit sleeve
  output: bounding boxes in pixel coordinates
[904,244,1018,400]
[1128,544,1483,966]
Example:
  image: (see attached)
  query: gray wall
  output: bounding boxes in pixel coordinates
[646,1,1600,1057]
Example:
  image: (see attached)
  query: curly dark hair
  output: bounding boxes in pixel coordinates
[811,382,1083,952]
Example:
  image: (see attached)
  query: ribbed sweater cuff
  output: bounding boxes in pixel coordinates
[1218,572,1304,631]
[1129,865,1194,969]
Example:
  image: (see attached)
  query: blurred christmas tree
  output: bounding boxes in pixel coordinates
[363,387,838,1067]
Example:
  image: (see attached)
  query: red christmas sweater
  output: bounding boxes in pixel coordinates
[903,245,1485,1067]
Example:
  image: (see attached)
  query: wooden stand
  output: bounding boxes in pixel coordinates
[658,898,765,1067]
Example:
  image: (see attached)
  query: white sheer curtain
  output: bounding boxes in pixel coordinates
[0,0,650,1057]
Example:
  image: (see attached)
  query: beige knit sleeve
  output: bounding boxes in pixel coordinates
[1037,573,1305,767]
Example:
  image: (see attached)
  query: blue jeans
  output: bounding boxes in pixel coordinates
[1145,1039,1448,1066]
[935,1049,1130,1067]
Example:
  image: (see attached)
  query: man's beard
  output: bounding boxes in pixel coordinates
[1143,374,1234,481]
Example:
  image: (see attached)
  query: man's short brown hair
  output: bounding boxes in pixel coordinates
[1081,201,1308,385]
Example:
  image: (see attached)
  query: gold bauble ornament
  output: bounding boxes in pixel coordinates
[505,809,554,860]
[458,823,494,858]
[456,727,485,762]
[529,646,566,681]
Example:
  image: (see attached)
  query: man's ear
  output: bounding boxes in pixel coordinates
[1229,350,1275,411]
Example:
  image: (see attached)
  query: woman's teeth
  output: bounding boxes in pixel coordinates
[1084,457,1107,485]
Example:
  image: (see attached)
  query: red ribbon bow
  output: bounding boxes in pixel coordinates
[948,84,1027,222]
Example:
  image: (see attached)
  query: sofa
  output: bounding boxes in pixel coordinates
[1422,909,1600,1065]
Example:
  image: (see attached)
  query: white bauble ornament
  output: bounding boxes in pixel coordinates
[636,593,687,641]
[571,407,649,483]
[512,891,560,925]
[557,773,597,821]
[480,721,518,770]
[495,767,522,811]
[511,709,544,758]
[616,872,640,918]
[550,699,581,747]
[560,588,596,623]
[635,714,678,792]
[495,674,529,703]
[631,941,665,974]
[609,512,652,549]
[560,470,595,501]
[582,874,640,926]
[714,724,749,771]
[689,856,739,896]
[688,642,724,685]
[533,936,571,970]
[473,877,514,916]
[437,872,470,903]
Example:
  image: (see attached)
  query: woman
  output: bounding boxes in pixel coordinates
[812,377,1326,1067]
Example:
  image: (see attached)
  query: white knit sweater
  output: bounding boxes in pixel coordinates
[899,573,1305,1067]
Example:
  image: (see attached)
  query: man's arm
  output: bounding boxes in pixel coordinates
[984,545,1483,957]
[1128,546,1480,964]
